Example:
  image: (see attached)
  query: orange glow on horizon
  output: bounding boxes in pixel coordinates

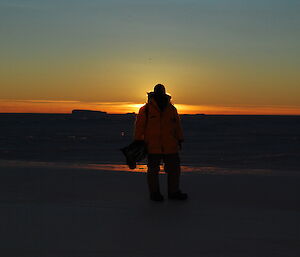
[174,104,300,115]
[0,99,300,115]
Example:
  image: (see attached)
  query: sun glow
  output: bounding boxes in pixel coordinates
[0,99,300,115]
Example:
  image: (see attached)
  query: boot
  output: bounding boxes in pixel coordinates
[168,190,188,200]
[150,192,164,202]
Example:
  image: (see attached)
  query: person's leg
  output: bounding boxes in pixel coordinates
[164,153,188,200]
[147,154,162,194]
[163,153,181,194]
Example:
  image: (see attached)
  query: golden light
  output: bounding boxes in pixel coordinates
[0,99,300,115]
[125,103,144,113]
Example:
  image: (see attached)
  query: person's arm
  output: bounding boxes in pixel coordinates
[134,105,147,141]
[174,107,184,142]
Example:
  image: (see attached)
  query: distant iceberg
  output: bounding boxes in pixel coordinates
[71,109,107,119]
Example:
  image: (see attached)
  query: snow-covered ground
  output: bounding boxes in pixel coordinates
[0,114,299,256]
[1,114,300,171]
[1,164,299,257]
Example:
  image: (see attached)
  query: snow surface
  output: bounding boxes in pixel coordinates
[0,164,299,257]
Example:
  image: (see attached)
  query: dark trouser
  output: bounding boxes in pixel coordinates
[147,153,181,194]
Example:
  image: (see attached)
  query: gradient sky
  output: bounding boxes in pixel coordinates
[0,0,299,114]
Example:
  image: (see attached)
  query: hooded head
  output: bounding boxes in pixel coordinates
[148,84,171,111]
[154,84,166,95]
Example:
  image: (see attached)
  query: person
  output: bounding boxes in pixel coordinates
[134,84,188,201]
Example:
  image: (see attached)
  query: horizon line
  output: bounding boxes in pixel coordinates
[0,112,299,116]
[1,99,300,115]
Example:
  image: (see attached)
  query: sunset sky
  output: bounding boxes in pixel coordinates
[0,0,299,114]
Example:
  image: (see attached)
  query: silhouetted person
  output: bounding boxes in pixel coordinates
[134,84,188,201]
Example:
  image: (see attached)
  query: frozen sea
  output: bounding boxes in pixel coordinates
[0,113,299,173]
[0,114,300,257]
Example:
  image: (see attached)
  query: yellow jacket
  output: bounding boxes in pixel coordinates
[134,94,183,154]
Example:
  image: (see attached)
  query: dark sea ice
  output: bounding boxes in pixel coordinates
[0,114,300,257]
[0,113,299,171]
